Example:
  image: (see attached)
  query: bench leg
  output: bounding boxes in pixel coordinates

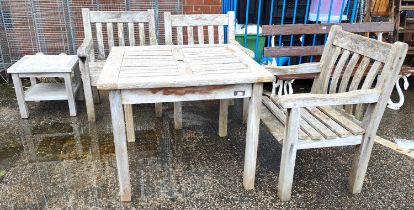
[242,98,249,124]
[155,103,162,117]
[109,91,131,202]
[64,74,77,116]
[174,102,182,129]
[124,104,135,142]
[219,99,229,137]
[277,108,301,201]
[12,74,29,118]
[243,83,263,190]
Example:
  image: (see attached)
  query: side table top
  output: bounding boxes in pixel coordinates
[7,54,78,74]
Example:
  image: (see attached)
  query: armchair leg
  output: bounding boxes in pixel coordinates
[155,103,162,117]
[278,108,301,201]
[174,102,182,129]
[79,60,95,122]
[348,133,376,194]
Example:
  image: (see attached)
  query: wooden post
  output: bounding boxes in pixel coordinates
[12,74,29,118]
[242,98,249,124]
[219,99,229,137]
[109,90,131,202]
[174,102,182,129]
[63,73,77,116]
[155,103,162,117]
[243,83,263,190]
[124,104,135,142]
[277,107,301,201]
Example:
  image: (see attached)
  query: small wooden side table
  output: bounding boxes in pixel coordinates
[7,54,80,118]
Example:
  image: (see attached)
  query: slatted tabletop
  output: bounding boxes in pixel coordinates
[97,44,274,90]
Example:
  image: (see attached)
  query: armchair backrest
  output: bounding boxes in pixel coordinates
[163,11,235,45]
[81,8,157,60]
[315,26,407,120]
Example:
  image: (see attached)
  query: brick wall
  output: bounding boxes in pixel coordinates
[183,0,222,14]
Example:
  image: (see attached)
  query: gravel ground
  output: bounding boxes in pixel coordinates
[0,78,413,209]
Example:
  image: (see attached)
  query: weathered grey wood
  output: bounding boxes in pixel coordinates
[307,107,350,137]
[187,26,194,45]
[277,107,300,201]
[265,62,321,75]
[164,12,173,45]
[227,11,235,41]
[8,55,78,73]
[319,106,365,135]
[208,26,214,44]
[339,53,361,93]
[124,104,135,142]
[301,108,336,139]
[349,42,408,194]
[242,98,249,124]
[63,74,77,116]
[147,9,157,45]
[345,56,371,113]
[329,50,350,93]
[128,22,135,46]
[174,102,182,129]
[79,59,95,121]
[109,91,131,201]
[12,74,28,118]
[218,25,224,44]
[198,26,204,44]
[96,23,105,59]
[107,23,114,50]
[219,99,229,137]
[138,23,145,46]
[81,8,94,62]
[92,86,100,104]
[243,83,263,190]
[89,11,150,23]
[171,14,228,26]
[30,77,37,86]
[118,23,125,46]
[155,103,162,117]
[177,27,184,45]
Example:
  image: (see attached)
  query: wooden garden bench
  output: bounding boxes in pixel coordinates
[77,9,159,122]
[162,11,254,131]
[260,25,408,201]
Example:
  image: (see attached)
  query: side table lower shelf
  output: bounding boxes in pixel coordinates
[24,82,80,101]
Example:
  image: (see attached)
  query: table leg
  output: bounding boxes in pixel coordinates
[243,83,263,190]
[242,98,249,124]
[124,104,135,142]
[174,102,182,129]
[109,90,131,201]
[219,99,229,137]
[12,74,29,118]
[63,74,77,116]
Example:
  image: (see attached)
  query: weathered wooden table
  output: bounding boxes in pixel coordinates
[7,54,80,118]
[97,44,274,201]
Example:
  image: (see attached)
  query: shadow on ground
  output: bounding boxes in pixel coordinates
[0,78,413,209]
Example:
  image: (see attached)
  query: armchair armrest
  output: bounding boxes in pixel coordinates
[229,40,255,58]
[77,38,93,59]
[272,89,381,109]
[264,62,321,76]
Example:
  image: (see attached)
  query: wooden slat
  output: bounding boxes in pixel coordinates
[107,23,114,50]
[307,107,351,138]
[128,22,135,46]
[329,50,350,93]
[148,9,157,45]
[171,14,228,26]
[89,11,149,23]
[187,26,194,45]
[208,25,214,44]
[118,23,125,46]
[262,22,395,36]
[177,27,183,45]
[218,25,224,44]
[333,30,392,63]
[338,53,360,93]
[261,104,285,142]
[138,23,145,46]
[198,26,204,44]
[96,23,105,59]
[164,12,173,45]
[301,108,337,139]
[319,106,365,135]
[264,46,324,57]
[320,46,342,93]
[345,56,371,113]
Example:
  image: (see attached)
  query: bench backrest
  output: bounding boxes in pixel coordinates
[262,22,394,58]
[82,9,157,60]
[164,11,235,45]
[312,26,407,117]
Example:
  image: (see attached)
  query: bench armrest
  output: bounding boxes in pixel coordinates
[272,89,381,109]
[264,62,321,76]
[77,38,93,59]
[229,40,255,58]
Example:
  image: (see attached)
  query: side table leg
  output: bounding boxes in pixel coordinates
[219,99,229,137]
[243,83,263,190]
[64,74,77,116]
[109,90,131,202]
[12,74,29,118]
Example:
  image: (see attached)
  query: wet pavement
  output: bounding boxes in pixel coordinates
[0,78,413,209]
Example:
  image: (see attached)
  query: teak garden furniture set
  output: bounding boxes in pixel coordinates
[6,9,408,203]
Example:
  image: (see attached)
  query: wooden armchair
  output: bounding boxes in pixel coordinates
[163,11,254,134]
[261,26,408,201]
[77,9,160,122]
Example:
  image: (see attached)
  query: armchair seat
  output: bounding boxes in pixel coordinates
[261,94,365,150]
